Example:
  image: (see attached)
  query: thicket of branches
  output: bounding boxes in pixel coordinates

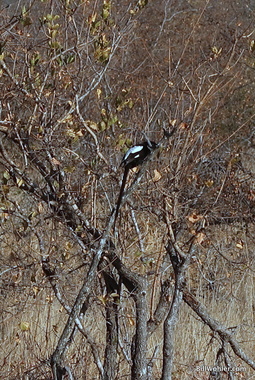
[1,1,255,379]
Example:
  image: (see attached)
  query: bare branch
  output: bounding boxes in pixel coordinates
[161,239,197,380]
[41,257,104,378]
[183,290,255,371]
[50,211,115,379]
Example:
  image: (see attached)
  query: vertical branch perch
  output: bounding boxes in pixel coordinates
[50,214,115,379]
[161,236,196,380]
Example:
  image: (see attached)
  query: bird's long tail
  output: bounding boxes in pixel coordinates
[113,167,129,231]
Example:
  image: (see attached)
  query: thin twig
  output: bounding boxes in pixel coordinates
[75,97,108,165]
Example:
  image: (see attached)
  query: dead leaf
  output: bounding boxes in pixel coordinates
[51,157,61,166]
[76,129,84,137]
[195,231,206,245]
[187,212,204,224]
[153,169,162,182]
[179,121,189,130]
[38,202,44,213]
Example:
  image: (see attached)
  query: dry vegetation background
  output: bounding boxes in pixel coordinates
[1,0,255,379]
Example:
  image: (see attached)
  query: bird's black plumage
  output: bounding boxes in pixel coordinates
[120,141,157,169]
[113,141,157,229]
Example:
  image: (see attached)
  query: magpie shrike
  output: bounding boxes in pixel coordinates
[120,141,157,169]
[114,140,157,229]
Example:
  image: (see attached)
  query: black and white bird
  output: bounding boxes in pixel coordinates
[114,140,157,229]
[120,141,157,170]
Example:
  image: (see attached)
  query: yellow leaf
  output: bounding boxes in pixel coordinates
[65,241,72,250]
[33,286,40,297]
[98,295,107,305]
[20,321,29,331]
[250,40,255,52]
[236,240,244,249]
[3,171,11,183]
[96,88,102,99]
[88,13,97,25]
[110,293,119,299]
[204,179,214,187]
[46,295,53,303]
[87,120,99,131]
[17,178,24,187]
[127,313,135,326]
[211,46,222,56]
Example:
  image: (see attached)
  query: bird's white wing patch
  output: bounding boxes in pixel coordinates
[124,145,143,160]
